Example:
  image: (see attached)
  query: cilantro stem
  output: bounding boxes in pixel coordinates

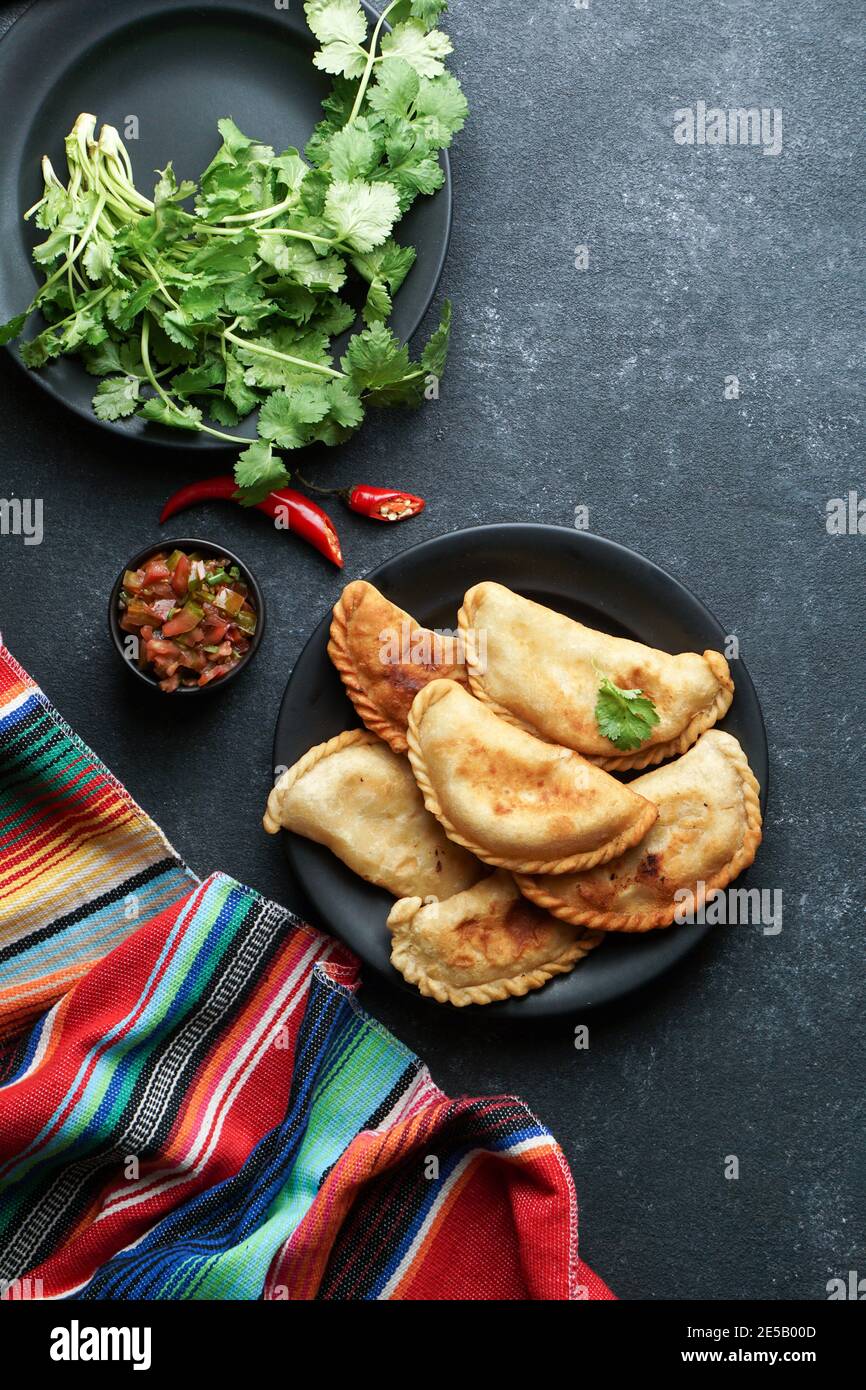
[140,313,250,445]
[98,162,152,218]
[38,285,112,335]
[254,227,335,246]
[201,223,335,249]
[218,197,293,225]
[140,256,182,312]
[222,328,345,380]
[347,0,400,126]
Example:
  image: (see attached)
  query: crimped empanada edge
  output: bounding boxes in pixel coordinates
[328,580,410,754]
[263,727,379,835]
[387,895,604,1007]
[459,593,735,772]
[406,680,660,875]
[515,732,764,933]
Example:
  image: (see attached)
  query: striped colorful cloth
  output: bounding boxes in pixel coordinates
[0,648,195,1042]
[0,645,613,1300]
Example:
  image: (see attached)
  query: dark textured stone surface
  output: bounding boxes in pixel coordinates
[0,0,862,1300]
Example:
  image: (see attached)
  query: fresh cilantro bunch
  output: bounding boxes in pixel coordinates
[0,0,467,502]
[595,675,661,752]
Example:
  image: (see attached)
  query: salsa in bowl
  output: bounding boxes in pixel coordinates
[109,539,265,694]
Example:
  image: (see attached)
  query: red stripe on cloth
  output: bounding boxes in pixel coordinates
[393,1146,577,1300]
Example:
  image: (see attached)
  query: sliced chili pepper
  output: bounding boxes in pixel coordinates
[292,472,426,524]
[346,485,426,523]
[159,476,344,569]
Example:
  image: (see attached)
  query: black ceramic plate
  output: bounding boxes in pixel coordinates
[0,0,451,446]
[273,525,769,1019]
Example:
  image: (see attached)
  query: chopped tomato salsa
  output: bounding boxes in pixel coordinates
[119,549,257,692]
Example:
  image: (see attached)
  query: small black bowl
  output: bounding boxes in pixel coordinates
[109,537,266,695]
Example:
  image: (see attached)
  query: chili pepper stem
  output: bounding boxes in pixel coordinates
[292,470,349,500]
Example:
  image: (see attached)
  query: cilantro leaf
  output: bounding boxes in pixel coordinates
[93,375,141,421]
[391,1,448,23]
[323,178,400,253]
[309,294,357,337]
[258,381,332,447]
[415,72,469,145]
[82,235,114,281]
[421,298,451,377]
[107,282,157,332]
[154,163,197,205]
[362,278,392,324]
[305,0,369,78]
[209,398,241,427]
[325,378,364,428]
[160,308,199,350]
[342,320,410,389]
[367,58,420,120]
[272,150,308,197]
[33,182,71,231]
[82,340,128,377]
[0,313,29,347]
[380,20,453,78]
[235,327,334,390]
[383,127,444,211]
[172,357,226,397]
[225,352,260,415]
[138,397,203,432]
[595,675,661,752]
[179,283,224,323]
[234,439,290,501]
[324,120,382,181]
[32,194,97,266]
[410,0,448,23]
[342,321,426,406]
[59,299,109,352]
[351,239,417,294]
[321,75,358,124]
[20,328,63,369]
[147,320,196,368]
[256,236,347,292]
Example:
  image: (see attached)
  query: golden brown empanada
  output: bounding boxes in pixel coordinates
[516,731,762,932]
[263,729,482,898]
[458,582,734,771]
[329,580,468,753]
[388,870,603,1007]
[406,679,658,875]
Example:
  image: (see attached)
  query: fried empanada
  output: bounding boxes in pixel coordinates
[516,731,762,932]
[263,729,482,898]
[329,580,468,753]
[388,870,603,1007]
[458,582,734,771]
[406,679,658,875]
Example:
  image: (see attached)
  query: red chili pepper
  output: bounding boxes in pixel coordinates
[346,485,426,522]
[159,476,344,569]
[257,488,343,568]
[160,477,237,524]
